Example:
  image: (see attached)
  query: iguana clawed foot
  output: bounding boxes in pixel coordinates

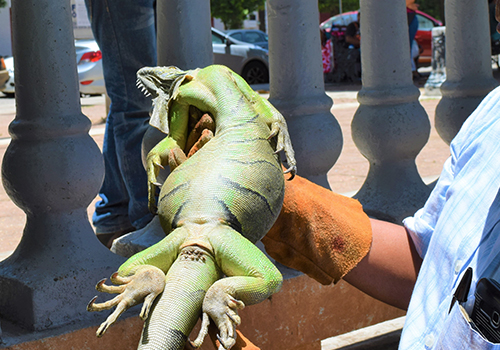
[87,265,166,337]
[191,289,245,350]
[146,146,188,213]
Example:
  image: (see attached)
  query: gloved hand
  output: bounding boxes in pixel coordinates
[261,173,372,285]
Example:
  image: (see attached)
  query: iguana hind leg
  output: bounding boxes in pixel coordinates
[87,265,166,337]
[88,227,189,337]
[192,226,283,349]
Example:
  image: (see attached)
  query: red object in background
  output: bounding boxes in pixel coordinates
[413,10,443,65]
[79,50,102,64]
[320,10,443,66]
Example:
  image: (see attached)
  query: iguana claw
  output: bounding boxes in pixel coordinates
[284,165,297,180]
[191,288,245,350]
[217,334,230,350]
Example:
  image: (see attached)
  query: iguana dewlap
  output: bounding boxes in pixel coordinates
[87,65,296,350]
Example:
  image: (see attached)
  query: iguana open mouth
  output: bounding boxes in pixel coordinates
[136,66,198,135]
[136,66,195,99]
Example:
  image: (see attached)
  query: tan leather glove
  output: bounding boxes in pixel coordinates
[262,174,372,285]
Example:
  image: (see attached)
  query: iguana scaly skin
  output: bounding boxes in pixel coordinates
[87,65,296,350]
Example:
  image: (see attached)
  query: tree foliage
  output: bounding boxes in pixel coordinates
[211,0,266,29]
[318,0,444,23]
[318,0,360,16]
[0,0,7,9]
[417,0,445,23]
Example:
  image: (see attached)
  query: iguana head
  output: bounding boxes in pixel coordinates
[136,66,198,134]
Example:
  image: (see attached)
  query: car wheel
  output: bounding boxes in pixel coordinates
[242,61,269,85]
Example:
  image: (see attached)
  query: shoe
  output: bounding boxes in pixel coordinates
[96,228,134,249]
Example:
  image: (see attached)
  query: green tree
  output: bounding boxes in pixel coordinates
[0,0,7,8]
[211,0,265,29]
[318,0,360,16]
[318,0,445,23]
[417,0,445,23]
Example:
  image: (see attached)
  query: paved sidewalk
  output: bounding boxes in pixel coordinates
[0,82,450,261]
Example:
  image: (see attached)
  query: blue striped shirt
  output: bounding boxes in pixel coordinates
[401,86,500,349]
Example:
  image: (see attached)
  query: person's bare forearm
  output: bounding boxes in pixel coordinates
[345,36,360,47]
[343,218,422,310]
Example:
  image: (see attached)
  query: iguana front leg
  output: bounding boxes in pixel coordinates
[146,101,190,212]
[229,70,297,178]
[191,226,283,349]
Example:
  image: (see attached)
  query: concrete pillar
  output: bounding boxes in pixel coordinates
[156,0,212,69]
[144,0,212,158]
[435,0,498,144]
[351,0,431,223]
[266,0,342,188]
[424,26,447,96]
[0,0,124,331]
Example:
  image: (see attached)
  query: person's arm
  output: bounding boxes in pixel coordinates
[343,218,422,310]
[262,174,422,311]
[345,34,360,48]
[345,22,360,48]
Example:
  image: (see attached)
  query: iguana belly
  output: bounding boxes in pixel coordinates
[157,126,284,243]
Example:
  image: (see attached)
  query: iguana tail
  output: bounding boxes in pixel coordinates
[138,246,220,350]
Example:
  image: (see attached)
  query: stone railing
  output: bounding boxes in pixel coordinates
[0,0,497,348]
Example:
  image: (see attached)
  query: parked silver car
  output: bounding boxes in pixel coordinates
[0,40,106,97]
[75,39,106,95]
[224,29,268,50]
[212,28,269,85]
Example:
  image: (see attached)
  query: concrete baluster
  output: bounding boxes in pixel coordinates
[156,0,212,69]
[0,0,124,331]
[351,0,431,222]
[266,0,342,188]
[435,0,498,144]
[142,0,212,159]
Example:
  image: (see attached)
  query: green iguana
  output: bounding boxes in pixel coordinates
[87,65,296,350]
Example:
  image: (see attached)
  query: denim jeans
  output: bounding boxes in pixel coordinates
[85,0,157,234]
